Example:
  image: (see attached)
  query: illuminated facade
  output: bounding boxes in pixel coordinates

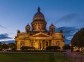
[15,7,65,50]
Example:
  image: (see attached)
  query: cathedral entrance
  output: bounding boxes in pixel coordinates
[31,39,51,50]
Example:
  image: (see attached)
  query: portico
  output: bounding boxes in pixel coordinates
[29,33,52,50]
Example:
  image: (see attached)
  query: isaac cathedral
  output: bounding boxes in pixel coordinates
[15,7,65,50]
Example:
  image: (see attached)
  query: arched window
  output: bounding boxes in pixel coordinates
[46,42,48,46]
[56,41,59,46]
[21,41,24,46]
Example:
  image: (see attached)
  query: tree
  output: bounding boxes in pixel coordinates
[8,43,16,51]
[71,28,84,49]
[63,44,71,50]
[0,42,3,50]
[2,44,9,49]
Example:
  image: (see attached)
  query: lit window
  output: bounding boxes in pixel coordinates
[56,41,59,46]
[46,42,48,46]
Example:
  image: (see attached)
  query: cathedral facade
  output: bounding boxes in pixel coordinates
[15,7,65,50]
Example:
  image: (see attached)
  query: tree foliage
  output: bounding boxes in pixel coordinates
[63,44,71,50]
[71,28,84,48]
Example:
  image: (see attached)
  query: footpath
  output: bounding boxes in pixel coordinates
[65,50,84,62]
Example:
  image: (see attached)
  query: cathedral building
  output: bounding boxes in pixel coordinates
[15,7,65,50]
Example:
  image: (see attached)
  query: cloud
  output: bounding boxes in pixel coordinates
[56,13,84,28]
[0,33,15,43]
[58,13,79,21]
[57,27,79,44]
[0,25,7,29]
[0,33,12,40]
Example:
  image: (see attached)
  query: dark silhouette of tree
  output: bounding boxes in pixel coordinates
[0,42,2,50]
[8,43,16,51]
[0,43,16,51]
[71,28,84,48]
[2,44,9,49]
[63,44,71,50]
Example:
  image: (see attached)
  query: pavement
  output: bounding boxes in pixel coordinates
[65,50,84,62]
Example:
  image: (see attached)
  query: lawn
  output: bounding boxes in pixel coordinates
[0,52,72,62]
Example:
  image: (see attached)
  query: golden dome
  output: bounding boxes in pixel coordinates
[33,7,45,20]
[31,7,47,32]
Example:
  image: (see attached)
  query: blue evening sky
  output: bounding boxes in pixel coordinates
[0,0,84,38]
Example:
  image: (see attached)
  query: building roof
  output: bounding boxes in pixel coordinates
[32,32,50,37]
[33,7,45,21]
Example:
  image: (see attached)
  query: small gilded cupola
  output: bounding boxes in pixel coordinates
[25,24,30,33]
[49,24,56,34]
[17,30,21,36]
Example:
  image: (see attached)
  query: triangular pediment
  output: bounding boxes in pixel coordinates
[32,32,50,37]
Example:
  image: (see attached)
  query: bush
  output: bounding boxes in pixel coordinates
[63,44,71,50]
[20,46,35,51]
[46,46,60,51]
